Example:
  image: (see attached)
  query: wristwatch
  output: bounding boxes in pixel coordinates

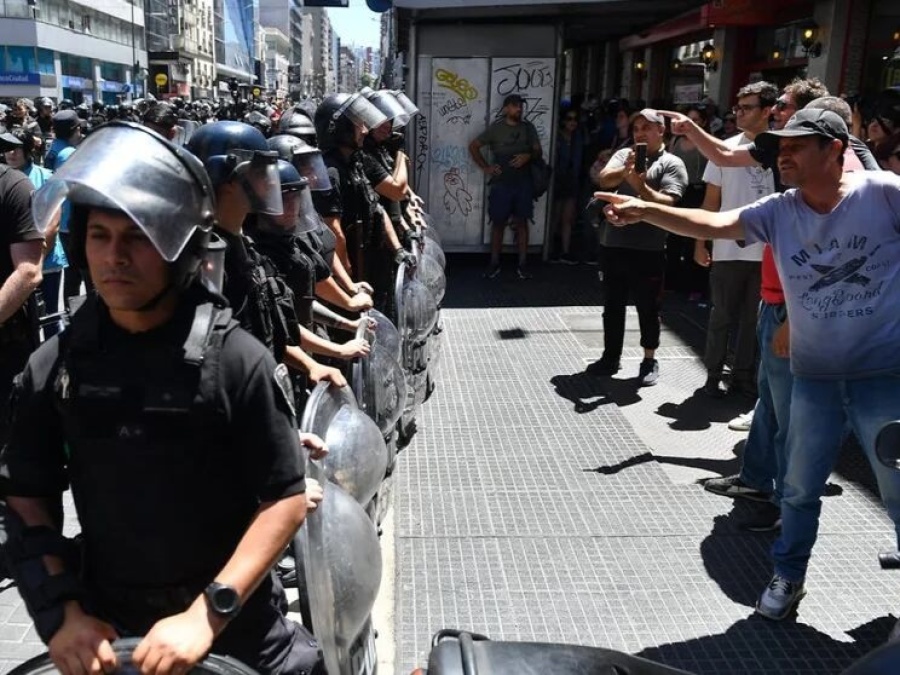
[204,582,241,619]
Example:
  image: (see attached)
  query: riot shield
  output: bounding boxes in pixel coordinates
[8,639,259,675]
[352,343,409,436]
[297,384,384,675]
[415,249,447,306]
[367,308,402,362]
[302,382,388,507]
[394,262,436,413]
[422,231,447,270]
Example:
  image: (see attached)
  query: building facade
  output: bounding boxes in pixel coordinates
[263,25,290,99]
[0,0,147,104]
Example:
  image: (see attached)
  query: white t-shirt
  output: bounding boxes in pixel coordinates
[703,134,772,262]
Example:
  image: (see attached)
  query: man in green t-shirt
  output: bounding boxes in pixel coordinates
[469,94,542,279]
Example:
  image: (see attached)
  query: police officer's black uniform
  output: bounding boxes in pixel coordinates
[0,122,323,674]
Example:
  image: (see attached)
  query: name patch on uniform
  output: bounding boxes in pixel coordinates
[273,363,296,419]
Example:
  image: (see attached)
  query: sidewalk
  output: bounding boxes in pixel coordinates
[0,259,896,674]
[389,258,899,675]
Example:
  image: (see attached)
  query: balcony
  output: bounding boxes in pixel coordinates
[173,34,201,55]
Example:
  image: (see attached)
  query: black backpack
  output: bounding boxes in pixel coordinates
[530,156,553,201]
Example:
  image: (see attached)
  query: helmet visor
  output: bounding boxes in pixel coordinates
[369,91,410,129]
[341,95,388,133]
[293,149,331,192]
[235,151,283,216]
[294,187,320,235]
[32,124,212,262]
[393,92,420,118]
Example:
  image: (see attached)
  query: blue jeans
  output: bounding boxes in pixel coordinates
[773,374,900,582]
[740,302,792,503]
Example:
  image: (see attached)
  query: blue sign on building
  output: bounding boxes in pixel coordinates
[101,79,124,92]
[61,75,86,89]
[0,72,41,85]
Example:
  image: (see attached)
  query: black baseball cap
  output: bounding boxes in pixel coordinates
[502,93,524,107]
[755,108,849,156]
[0,131,22,149]
[52,109,80,138]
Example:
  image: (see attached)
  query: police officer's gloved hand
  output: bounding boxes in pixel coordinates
[394,248,417,268]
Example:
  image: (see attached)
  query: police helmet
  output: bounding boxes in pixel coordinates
[58,99,75,110]
[34,97,54,111]
[186,121,282,215]
[254,160,318,236]
[267,134,332,192]
[363,90,411,130]
[278,106,317,144]
[314,93,388,152]
[243,110,273,136]
[31,121,217,291]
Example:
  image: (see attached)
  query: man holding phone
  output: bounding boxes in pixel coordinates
[587,108,688,386]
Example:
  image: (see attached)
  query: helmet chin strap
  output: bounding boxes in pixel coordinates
[134,278,179,313]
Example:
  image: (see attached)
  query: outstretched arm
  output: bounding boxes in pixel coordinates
[593,191,746,241]
[659,111,759,168]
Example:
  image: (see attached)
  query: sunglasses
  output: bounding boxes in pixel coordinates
[774,99,794,110]
[564,115,578,121]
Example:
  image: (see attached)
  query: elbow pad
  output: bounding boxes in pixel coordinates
[0,501,85,643]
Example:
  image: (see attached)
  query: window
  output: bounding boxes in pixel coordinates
[38,48,55,74]
[4,0,32,18]
[5,46,37,73]
[81,13,91,31]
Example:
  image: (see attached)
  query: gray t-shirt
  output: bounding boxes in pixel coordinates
[740,171,900,379]
[477,119,540,185]
[600,147,688,251]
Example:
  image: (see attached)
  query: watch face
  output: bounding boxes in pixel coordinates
[210,584,239,614]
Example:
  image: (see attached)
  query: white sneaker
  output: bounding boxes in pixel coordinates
[728,410,754,432]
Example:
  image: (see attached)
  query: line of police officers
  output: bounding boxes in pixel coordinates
[0,89,428,674]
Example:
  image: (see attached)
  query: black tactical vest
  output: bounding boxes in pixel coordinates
[52,295,256,611]
[251,231,317,331]
[219,230,301,363]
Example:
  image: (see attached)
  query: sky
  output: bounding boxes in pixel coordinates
[327,0,383,50]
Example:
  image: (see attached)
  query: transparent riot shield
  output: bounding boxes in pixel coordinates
[421,232,446,270]
[367,308,402,363]
[352,343,409,437]
[296,383,383,675]
[394,262,437,414]
[302,382,388,507]
[415,249,446,307]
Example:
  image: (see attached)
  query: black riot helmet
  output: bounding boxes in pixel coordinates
[362,89,411,130]
[244,109,273,137]
[31,121,218,295]
[34,97,54,112]
[255,160,318,237]
[278,106,317,145]
[314,93,388,152]
[186,120,283,215]
[267,134,332,192]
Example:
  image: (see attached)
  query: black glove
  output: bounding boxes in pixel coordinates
[394,248,417,267]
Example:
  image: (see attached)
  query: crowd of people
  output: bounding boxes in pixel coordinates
[0,88,434,674]
[584,79,900,629]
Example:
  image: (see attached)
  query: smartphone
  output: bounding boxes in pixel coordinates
[634,143,648,173]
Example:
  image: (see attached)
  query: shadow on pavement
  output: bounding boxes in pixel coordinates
[589,442,746,478]
[636,615,893,675]
[550,372,642,413]
[656,389,754,431]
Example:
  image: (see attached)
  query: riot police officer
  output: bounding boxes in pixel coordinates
[268,134,375,315]
[314,94,413,311]
[0,121,323,674]
[246,161,371,390]
[278,106,317,147]
[186,120,346,388]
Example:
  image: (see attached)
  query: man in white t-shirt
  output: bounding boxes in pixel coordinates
[694,82,777,398]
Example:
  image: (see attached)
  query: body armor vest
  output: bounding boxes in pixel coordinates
[252,231,317,331]
[220,230,301,363]
[52,295,254,615]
